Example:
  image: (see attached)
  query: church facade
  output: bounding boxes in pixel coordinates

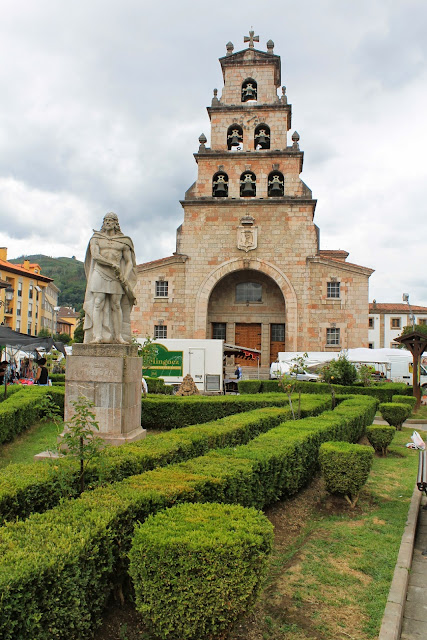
[131,34,373,368]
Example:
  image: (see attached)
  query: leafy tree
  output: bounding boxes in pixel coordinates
[60,396,106,493]
[73,309,85,343]
[54,332,72,344]
[321,354,358,386]
[358,364,375,387]
[37,327,52,338]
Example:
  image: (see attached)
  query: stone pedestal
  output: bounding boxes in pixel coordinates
[64,343,146,446]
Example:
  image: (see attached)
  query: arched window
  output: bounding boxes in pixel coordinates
[241,78,257,102]
[227,124,243,150]
[212,171,229,197]
[254,124,270,150]
[268,171,285,197]
[240,171,256,197]
[236,282,262,302]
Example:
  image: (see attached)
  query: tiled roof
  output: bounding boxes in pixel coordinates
[0,259,53,282]
[369,303,427,313]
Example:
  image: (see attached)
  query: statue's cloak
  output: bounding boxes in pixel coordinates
[83,231,137,343]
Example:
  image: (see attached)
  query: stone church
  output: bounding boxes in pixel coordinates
[131,33,373,369]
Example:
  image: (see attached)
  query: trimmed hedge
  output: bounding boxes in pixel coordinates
[392,395,417,410]
[141,392,301,429]
[366,424,396,456]
[240,379,411,403]
[0,395,376,640]
[0,395,330,524]
[0,386,65,445]
[319,441,374,507]
[129,503,273,640]
[49,374,65,383]
[144,377,174,395]
[379,402,411,430]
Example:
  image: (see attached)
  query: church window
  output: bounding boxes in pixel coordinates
[227,125,243,150]
[212,172,229,197]
[241,78,257,102]
[326,328,340,346]
[155,281,168,297]
[271,324,285,342]
[254,124,270,150]
[236,282,262,303]
[267,171,284,197]
[327,281,340,298]
[240,171,256,197]
[212,322,226,340]
[155,325,167,339]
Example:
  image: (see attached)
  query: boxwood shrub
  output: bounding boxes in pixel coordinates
[240,379,411,403]
[319,441,374,507]
[366,424,396,456]
[0,396,376,640]
[379,402,411,430]
[129,503,273,640]
[0,395,330,524]
[144,377,174,394]
[0,386,65,445]
[141,392,300,429]
[392,394,417,410]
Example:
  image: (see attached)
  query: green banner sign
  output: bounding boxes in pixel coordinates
[142,343,183,378]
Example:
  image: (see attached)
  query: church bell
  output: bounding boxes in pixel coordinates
[268,177,284,197]
[214,179,228,196]
[241,176,256,197]
[255,130,270,149]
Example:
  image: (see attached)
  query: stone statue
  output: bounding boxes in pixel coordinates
[83,212,137,344]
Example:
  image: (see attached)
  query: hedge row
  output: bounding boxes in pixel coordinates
[0,386,65,445]
[49,374,65,383]
[0,395,377,640]
[140,393,297,429]
[0,394,331,524]
[240,379,412,403]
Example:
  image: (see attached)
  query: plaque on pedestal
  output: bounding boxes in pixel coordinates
[64,343,145,446]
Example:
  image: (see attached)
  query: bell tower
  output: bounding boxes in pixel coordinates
[132,34,373,364]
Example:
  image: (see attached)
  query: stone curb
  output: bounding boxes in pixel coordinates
[378,483,422,640]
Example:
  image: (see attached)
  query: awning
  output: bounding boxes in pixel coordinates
[0,326,66,357]
[223,343,261,360]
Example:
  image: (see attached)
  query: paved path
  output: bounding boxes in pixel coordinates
[400,496,427,639]
[377,421,427,640]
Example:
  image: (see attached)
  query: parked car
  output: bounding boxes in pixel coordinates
[270,362,320,382]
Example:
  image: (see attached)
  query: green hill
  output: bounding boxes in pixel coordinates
[10,254,86,310]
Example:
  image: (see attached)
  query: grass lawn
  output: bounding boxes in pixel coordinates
[0,420,62,468]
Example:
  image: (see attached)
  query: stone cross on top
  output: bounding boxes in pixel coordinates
[244,30,259,48]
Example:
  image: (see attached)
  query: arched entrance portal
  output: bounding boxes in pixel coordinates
[207,269,286,367]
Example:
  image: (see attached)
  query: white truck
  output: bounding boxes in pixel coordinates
[271,348,427,388]
[138,338,224,393]
[345,348,427,387]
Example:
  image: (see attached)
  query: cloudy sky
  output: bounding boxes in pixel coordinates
[1,0,426,306]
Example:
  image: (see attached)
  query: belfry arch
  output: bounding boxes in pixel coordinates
[194,258,298,365]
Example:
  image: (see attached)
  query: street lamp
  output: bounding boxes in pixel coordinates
[403,293,416,330]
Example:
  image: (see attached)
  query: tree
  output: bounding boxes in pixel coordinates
[37,327,52,338]
[60,396,106,493]
[321,354,358,386]
[72,309,85,343]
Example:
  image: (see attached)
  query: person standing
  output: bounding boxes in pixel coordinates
[35,358,49,386]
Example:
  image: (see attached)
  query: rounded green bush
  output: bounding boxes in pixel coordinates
[379,402,411,430]
[129,502,273,640]
[366,424,395,456]
[319,441,374,508]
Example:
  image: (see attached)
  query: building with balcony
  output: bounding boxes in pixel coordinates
[0,248,55,334]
